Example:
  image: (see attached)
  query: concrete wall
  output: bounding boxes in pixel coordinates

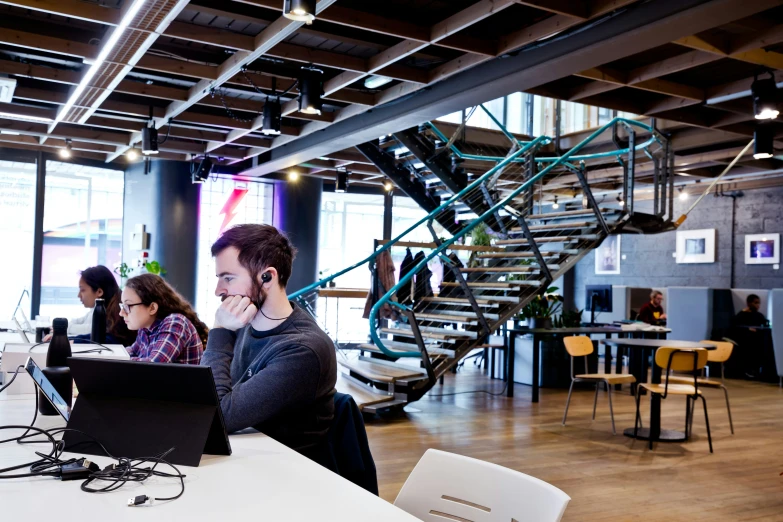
[574,186,783,310]
[123,160,200,303]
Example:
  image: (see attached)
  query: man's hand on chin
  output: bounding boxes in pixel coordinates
[214,295,257,331]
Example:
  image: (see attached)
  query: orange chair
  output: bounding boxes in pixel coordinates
[634,347,713,453]
[562,336,636,435]
[666,340,734,434]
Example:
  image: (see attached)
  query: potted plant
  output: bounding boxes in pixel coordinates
[144,260,166,276]
[468,223,492,268]
[553,308,584,329]
[518,286,563,329]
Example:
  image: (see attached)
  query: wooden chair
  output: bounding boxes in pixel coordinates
[562,336,636,435]
[394,449,570,522]
[634,347,713,453]
[666,340,734,434]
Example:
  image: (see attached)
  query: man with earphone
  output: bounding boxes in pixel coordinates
[201,224,337,464]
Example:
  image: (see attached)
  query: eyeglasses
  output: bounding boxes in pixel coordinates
[119,302,143,314]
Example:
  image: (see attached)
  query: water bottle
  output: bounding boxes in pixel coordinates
[40,318,73,416]
[46,318,72,367]
[91,298,107,344]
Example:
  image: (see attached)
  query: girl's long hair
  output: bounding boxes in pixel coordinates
[125,273,209,345]
[80,265,136,346]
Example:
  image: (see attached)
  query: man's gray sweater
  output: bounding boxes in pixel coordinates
[202,302,337,452]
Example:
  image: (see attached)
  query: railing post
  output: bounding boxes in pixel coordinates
[574,161,609,236]
[627,126,636,216]
[514,214,553,285]
[404,309,436,386]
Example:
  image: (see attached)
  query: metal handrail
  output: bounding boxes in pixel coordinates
[288,134,551,300]
[367,117,660,357]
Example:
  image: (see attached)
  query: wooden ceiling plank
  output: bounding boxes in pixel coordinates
[0,27,98,60]
[0,0,121,25]
[626,50,722,84]
[514,0,589,19]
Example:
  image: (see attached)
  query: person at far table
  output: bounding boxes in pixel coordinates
[202,224,337,465]
[120,273,208,364]
[638,290,667,325]
[44,265,136,346]
[734,294,767,330]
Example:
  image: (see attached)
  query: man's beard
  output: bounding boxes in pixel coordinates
[251,280,267,311]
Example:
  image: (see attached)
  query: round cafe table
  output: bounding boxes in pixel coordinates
[601,338,716,443]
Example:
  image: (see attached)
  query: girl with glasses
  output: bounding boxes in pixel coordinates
[120,273,208,364]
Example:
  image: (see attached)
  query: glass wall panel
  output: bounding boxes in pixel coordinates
[39,161,124,320]
[0,159,37,320]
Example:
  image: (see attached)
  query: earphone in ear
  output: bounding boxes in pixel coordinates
[261,272,272,283]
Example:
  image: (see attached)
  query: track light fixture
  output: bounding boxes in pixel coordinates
[335,170,348,193]
[552,196,559,209]
[754,123,775,159]
[288,170,300,182]
[299,68,323,115]
[384,180,394,192]
[59,139,72,159]
[262,97,282,136]
[283,0,316,24]
[678,187,689,201]
[617,195,624,207]
[127,149,139,161]
[752,71,779,120]
[192,156,213,184]
[141,125,159,155]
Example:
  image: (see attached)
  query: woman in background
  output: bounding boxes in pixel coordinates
[120,273,207,364]
[47,265,136,346]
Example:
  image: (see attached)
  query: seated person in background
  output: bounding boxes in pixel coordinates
[638,290,667,325]
[202,224,336,464]
[45,265,136,346]
[734,294,767,330]
[120,273,207,364]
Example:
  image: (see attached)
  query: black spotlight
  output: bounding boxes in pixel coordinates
[193,156,213,184]
[335,170,348,193]
[299,68,323,115]
[752,71,779,120]
[141,126,159,155]
[262,97,281,136]
[283,0,316,23]
[754,123,774,160]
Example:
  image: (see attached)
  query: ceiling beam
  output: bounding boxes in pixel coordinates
[0,0,122,24]
[514,0,588,18]
[242,0,775,176]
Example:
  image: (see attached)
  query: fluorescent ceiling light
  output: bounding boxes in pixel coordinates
[0,130,20,135]
[0,111,53,123]
[364,76,392,89]
[48,0,148,133]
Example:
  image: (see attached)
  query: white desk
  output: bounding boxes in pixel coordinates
[0,396,418,522]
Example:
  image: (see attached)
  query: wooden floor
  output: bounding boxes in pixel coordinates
[364,365,783,521]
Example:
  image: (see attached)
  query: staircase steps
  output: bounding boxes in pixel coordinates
[335,373,395,410]
[509,221,593,233]
[419,309,500,320]
[460,265,559,273]
[359,342,456,358]
[496,234,598,246]
[422,296,516,305]
[414,312,478,325]
[476,252,562,259]
[527,208,617,221]
[339,358,427,383]
[381,326,477,340]
[441,281,541,289]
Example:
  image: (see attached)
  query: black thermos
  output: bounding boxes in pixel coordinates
[91,298,106,344]
[39,318,73,416]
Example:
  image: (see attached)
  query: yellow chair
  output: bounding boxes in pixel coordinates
[666,340,734,434]
[634,347,713,453]
[562,336,636,435]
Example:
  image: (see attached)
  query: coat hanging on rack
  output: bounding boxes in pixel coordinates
[412,251,434,303]
[397,248,415,305]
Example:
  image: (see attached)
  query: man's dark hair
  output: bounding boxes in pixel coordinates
[747,294,760,305]
[211,224,298,288]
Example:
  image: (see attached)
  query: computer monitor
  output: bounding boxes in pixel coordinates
[585,285,612,326]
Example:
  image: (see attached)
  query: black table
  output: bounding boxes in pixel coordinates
[602,338,716,444]
[507,326,670,402]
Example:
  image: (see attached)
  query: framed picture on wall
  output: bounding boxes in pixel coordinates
[675,228,715,264]
[745,233,780,265]
[595,235,621,275]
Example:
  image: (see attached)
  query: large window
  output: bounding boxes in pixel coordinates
[318,192,384,289]
[39,161,124,320]
[196,178,274,320]
[0,159,37,320]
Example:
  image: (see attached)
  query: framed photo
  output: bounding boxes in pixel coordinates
[595,235,621,275]
[676,229,715,264]
[745,233,780,265]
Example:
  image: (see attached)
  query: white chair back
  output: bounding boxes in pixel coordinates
[394,449,570,522]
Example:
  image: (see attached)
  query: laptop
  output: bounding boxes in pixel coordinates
[28,357,232,466]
